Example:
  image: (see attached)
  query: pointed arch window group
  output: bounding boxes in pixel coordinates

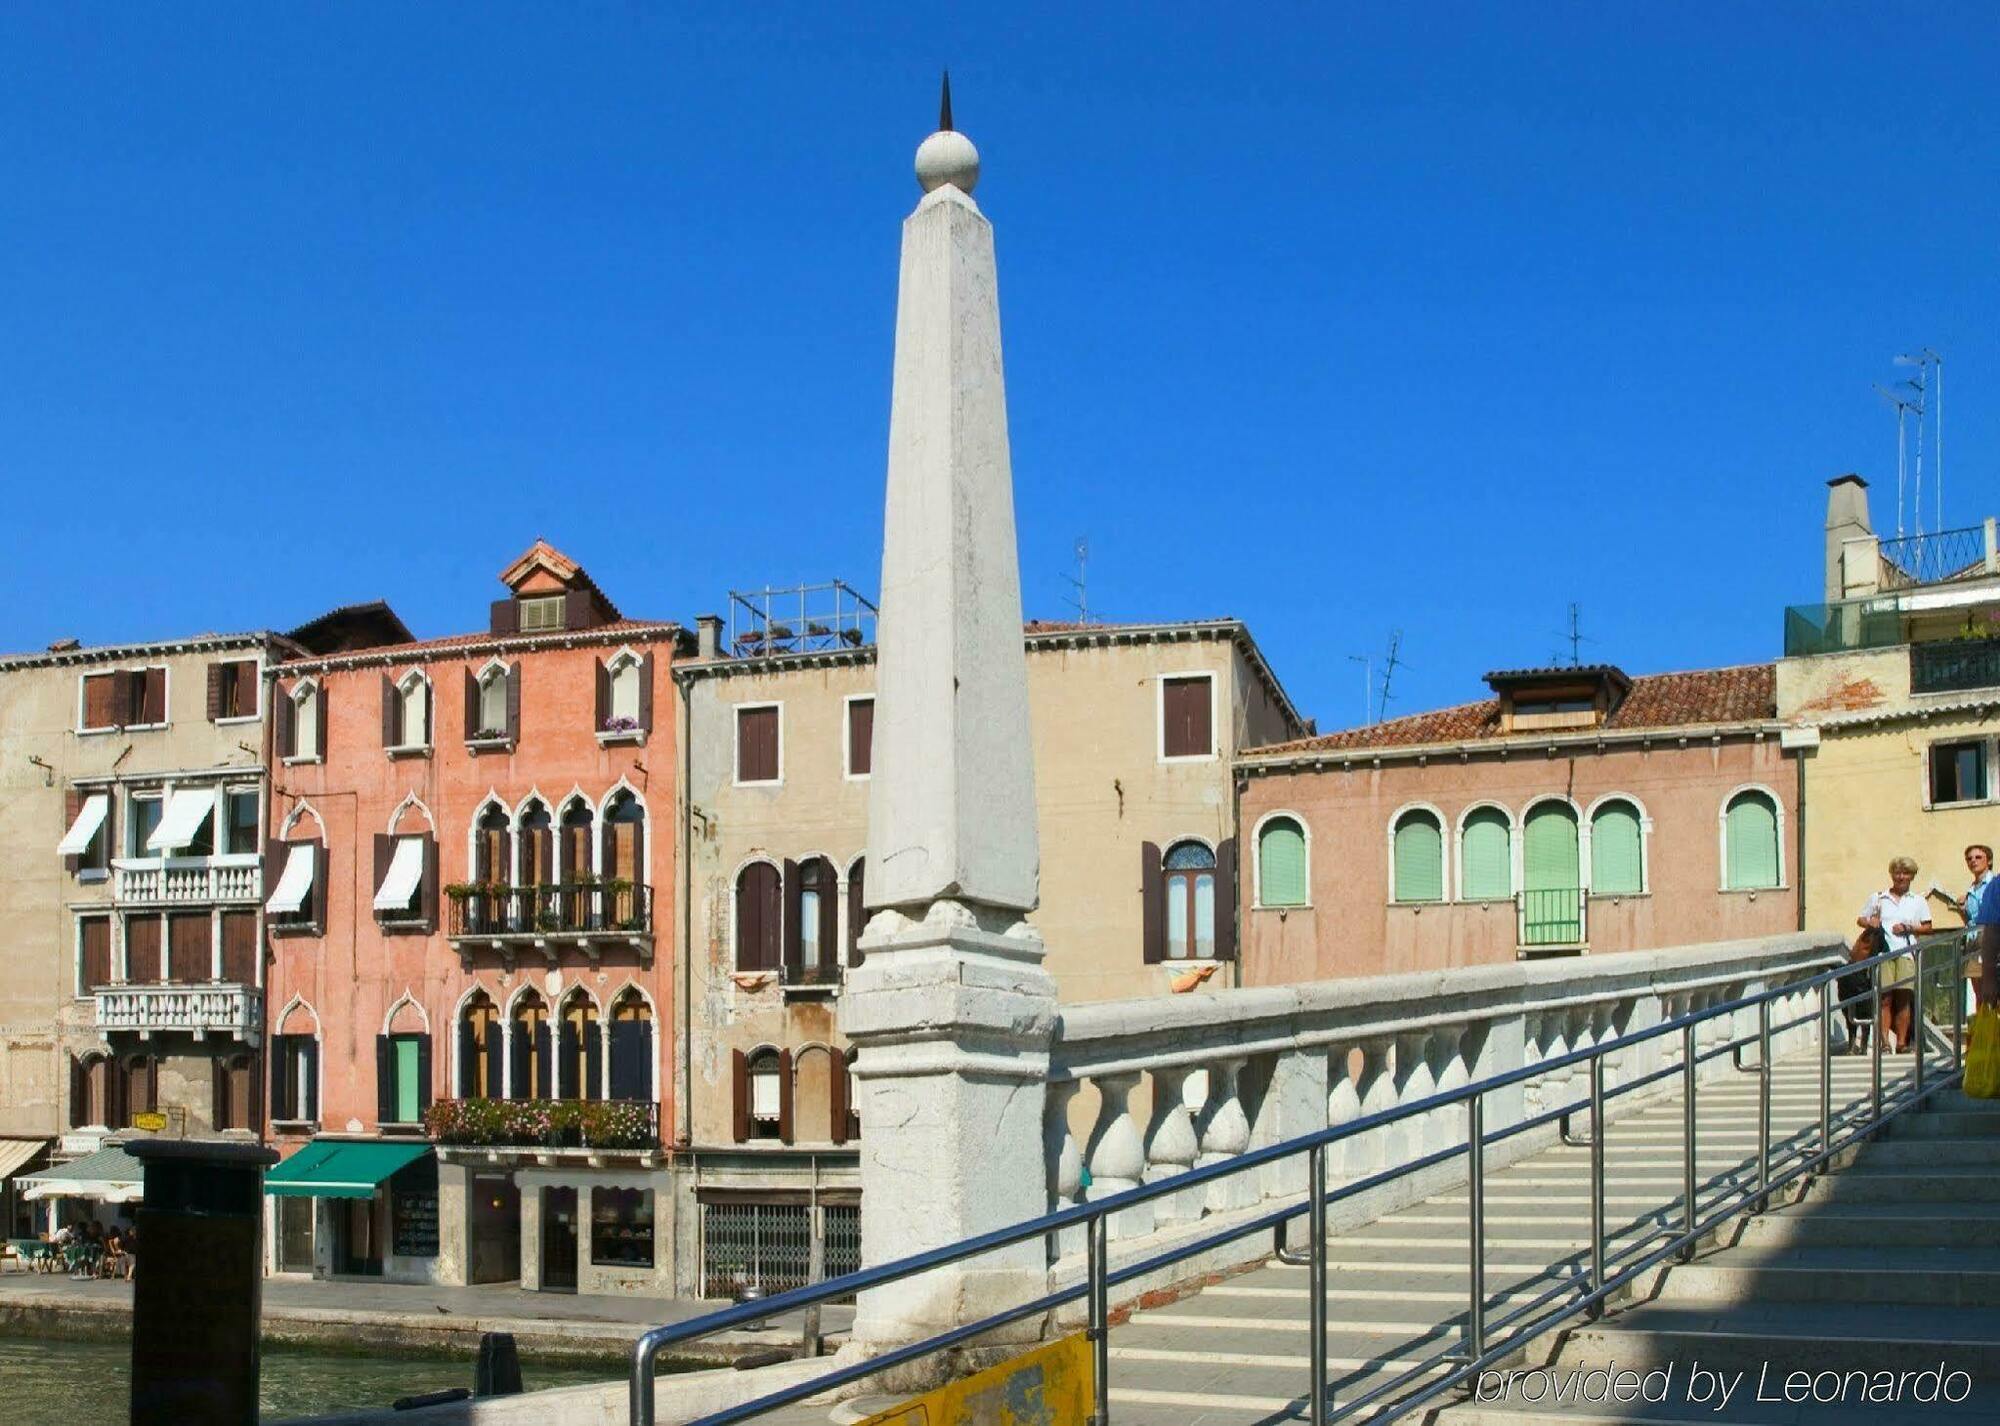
[456,786,650,936]
[456,984,654,1102]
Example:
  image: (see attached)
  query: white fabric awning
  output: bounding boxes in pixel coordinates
[56,794,109,856]
[148,788,216,852]
[266,843,316,914]
[374,837,424,912]
[0,1138,49,1185]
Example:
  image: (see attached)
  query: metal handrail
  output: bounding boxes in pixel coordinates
[632,934,1974,1426]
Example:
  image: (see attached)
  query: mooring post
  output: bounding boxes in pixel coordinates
[126,1137,278,1426]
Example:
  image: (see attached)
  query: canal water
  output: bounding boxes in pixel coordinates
[0,1335,623,1423]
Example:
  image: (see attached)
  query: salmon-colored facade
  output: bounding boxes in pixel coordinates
[1238,664,1805,985]
[261,544,688,1293]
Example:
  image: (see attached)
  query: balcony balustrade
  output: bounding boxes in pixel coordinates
[1911,636,2000,696]
[95,982,261,1043]
[113,855,262,906]
[446,882,653,964]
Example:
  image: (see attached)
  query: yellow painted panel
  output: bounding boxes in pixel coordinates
[854,1334,1093,1426]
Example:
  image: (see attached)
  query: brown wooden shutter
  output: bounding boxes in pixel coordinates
[373,834,393,910]
[731,1049,750,1143]
[127,917,161,983]
[206,663,225,721]
[462,667,479,738]
[738,706,778,782]
[562,589,594,632]
[276,685,296,759]
[168,912,210,984]
[1213,837,1237,962]
[69,1056,85,1129]
[781,858,802,980]
[262,837,283,907]
[380,674,396,747]
[63,786,82,875]
[81,673,112,729]
[237,662,260,718]
[220,910,257,984]
[314,687,328,759]
[637,653,655,733]
[141,667,166,724]
[419,835,440,927]
[310,841,329,933]
[830,1051,850,1144]
[1141,841,1165,963]
[847,859,866,967]
[80,917,111,991]
[595,658,610,730]
[776,1048,795,1145]
[849,699,874,776]
[490,598,518,636]
[506,663,521,741]
[817,862,839,966]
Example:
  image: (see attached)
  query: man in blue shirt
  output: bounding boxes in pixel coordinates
[1974,861,2000,1007]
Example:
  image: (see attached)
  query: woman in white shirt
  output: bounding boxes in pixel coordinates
[1860,856,1933,1053]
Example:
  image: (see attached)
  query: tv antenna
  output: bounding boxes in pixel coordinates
[1060,537,1091,624]
[1556,603,1593,667]
[1376,631,1405,723]
[1873,381,1917,539]
[1893,350,1944,536]
[1345,654,1372,725]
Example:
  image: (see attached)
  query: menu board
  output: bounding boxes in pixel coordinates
[393,1190,439,1258]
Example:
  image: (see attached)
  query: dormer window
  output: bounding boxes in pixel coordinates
[520,595,564,633]
[1486,666,1631,735]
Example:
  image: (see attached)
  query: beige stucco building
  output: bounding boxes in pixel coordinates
[662,610,1300,1297]
[0,631,293,1234]
[1778,474,2000,939]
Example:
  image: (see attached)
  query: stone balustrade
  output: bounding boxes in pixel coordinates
[114,855,262,905]
[96,982,262,1042]
[1043,932,1840,1292]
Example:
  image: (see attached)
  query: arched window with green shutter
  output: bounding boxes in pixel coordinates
[1589,799,1645,895]
[1256,816,1308,907]
[1459,807,1513,901]
[1391,809,1444,903]
[1724,790,1781,890]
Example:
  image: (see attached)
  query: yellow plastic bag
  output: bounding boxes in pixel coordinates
[1964,1007,2000,1100]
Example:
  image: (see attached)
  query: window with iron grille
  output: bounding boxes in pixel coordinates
[699,1201,859,1300]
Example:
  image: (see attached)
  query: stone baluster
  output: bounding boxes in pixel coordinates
[1046,1079,1085,1261]
[1430,1027,1470,1152]
[1589,1004,1616,1090]
[1143,1064,1202,1225]
[1325,1043,1362,1179]
[1194,1057,1254,1213]
[1391,1031,1436,1167]
[1084,1071,1153,1237]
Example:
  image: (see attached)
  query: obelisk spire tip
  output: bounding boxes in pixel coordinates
[939,70,954,132]
[914,72,979,195]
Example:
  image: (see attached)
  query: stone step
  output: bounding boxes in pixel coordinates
[1735,1203,2000,1250]
[1804,1167,2000,1204]
[1844,1136,2000,1167]
[1564,1301,2000,1376]
[1889,1109,2000,1137]
[1646,1251,2000,1309]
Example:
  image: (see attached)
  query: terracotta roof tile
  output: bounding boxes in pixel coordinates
[280,617,683,665]
[1252,663,1776,756]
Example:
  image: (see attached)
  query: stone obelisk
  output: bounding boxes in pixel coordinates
[839,78,1058,1350]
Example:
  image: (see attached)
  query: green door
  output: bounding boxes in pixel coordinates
[395,1039,421,1125]
[1522,803,1582,945]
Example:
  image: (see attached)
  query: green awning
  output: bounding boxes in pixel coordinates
[264,1140,431,1199]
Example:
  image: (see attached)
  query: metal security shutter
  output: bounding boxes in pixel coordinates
[1590,801,1644,895]
[1258,819,1308,907]
[1460,809,1512,901]
[1725,793,1780,890]
[1392,812,1444,903]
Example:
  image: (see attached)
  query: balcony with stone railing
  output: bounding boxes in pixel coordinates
[1038,931,1839,1305]
[95,981,262,1043]
[113,855,262,907]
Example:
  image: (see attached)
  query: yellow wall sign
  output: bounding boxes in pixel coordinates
[854,1334,1093,1426]
[130,1111,168,1132]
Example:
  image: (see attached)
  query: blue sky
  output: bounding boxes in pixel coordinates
[3,4,1996,730]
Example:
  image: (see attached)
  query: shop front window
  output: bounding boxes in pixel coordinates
[591,1187,654,1268]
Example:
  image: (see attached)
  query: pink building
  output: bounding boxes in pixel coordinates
[260,543,687,1295]
[1237,664,1803,983]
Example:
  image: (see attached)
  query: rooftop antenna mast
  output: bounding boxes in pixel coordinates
[1376,631,1405,724]
[1895,350,1944,533]
[1874,381,1916,539]
[1558,602,1593,667]
[1060,537,1091,624]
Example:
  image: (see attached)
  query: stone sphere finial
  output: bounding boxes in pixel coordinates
[915,129,979,194]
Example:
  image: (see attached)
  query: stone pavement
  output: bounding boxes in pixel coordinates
[0,1267,849,1365]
